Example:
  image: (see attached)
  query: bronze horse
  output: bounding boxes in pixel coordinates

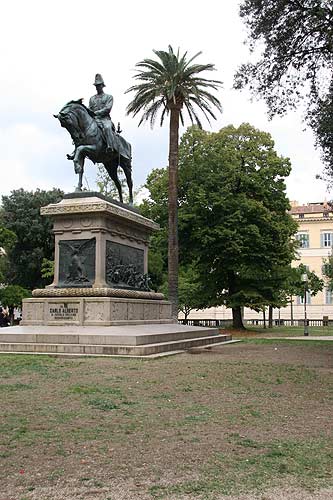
[54,99,133,204]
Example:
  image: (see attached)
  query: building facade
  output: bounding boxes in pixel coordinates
[288,200,333,320]
[183,201,333,322]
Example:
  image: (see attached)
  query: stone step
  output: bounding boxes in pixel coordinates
[0,326,219,347]
[0,333,231,357]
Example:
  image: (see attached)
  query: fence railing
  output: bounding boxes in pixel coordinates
[178,319,233,328]
[178,318,333,328]
[246,319,332,327]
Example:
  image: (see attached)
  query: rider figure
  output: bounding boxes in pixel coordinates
[89,74,115,154]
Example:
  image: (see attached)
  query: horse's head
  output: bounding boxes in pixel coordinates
[54,99,85,130]
[54,99,95,145]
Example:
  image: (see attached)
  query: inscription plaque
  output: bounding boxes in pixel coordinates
[48,303,80,322]
[58,238,96,287]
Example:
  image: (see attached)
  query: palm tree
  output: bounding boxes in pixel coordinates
[126,45,222,319]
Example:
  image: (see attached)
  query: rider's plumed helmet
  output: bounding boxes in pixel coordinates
[94,74,105,87]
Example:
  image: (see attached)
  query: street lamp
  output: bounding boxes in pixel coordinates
[301,273,309,336]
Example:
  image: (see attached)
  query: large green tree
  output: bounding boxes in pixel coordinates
[234,0,333,175]
[179,124,298,328]
[126,46,222,318]
[0,226,17,284]
[1,188,63,290]
[142,124,298,328]
[0,285,31,325]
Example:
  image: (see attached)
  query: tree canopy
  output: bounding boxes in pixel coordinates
[0,226,17,284]
[142,124,298,327]
[235,0,333,175]
[1,188,63,290]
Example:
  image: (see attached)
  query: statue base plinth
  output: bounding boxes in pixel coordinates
[22,295,173,327]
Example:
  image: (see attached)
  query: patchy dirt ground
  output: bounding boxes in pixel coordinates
[1,340,332,500]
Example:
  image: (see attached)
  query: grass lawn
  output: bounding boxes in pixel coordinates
[1,340,333,499]
[234,325,333,337]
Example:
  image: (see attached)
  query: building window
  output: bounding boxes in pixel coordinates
[321,232,333,247]
[324,212,329,218]
[296,232,309,248]
[299,213,304,219]
[325,288,333,305]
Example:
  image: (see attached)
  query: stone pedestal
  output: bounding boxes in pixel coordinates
[22,193,174,326]
[43,192,159,289]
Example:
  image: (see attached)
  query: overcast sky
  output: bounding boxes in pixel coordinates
[0,0,329,205]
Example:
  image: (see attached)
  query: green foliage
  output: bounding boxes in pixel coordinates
[321,255,333,290]
[96,163,127,199]
[147,242,166,292]
[140,168,169,224]
[235,0,333,173]
[141,124,298,325]
[160,263,202,318]
[140,167,169,291]
[126,45,222,128]
[41,258,54,280]
[0,227,17,284]
[96,163,145,206]
[0,285,31,308]
[180,124,298,312]
[310,81,333,182]
[0,227,17,251]
[287,264,324,298]
[1,188,63,290]
[177,264,202,319]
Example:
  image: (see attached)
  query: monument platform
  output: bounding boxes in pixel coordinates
[16,193,233,357]
[0,324,232,357]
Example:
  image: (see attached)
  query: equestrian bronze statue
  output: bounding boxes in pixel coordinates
[54,74,133,204]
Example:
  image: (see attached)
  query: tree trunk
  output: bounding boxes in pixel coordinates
[232,306,245,329]
[290,296,294,326]
[268,305,273,328]
[184,307,191,321]
[168,106,180,320]
[263,308,266,328]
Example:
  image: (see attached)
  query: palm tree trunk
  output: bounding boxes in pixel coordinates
[168,106,180,320]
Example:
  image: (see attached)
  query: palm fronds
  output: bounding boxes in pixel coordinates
[126,45,222,128]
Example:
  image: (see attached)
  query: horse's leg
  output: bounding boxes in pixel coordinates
[105,162,123,203]
[120,156,133,205]
[73,154,84,191]
[73,145,96,191]
[77,169,83,191]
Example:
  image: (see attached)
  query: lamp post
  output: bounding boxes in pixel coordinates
[301,273,309,336]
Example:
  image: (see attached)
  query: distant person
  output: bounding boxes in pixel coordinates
[0,307,9,327]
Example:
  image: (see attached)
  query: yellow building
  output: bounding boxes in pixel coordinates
[183,201,333,322]
[289,200,333,320]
